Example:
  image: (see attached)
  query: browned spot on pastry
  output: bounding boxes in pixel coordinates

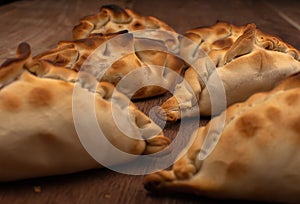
[39,132,56,140]
[0,93,21,112]
[111,59,126,70]
[53,54,70,66]
[285,92,299,106]
[102,5,130,21]
[132,21,145,29]
[226,161,247,178]
[106,28,116,34]
[216,27,228,35]
[78,37,97,47]
[265,106,281,121]
[28,87,52,107]
[80,21,92,30]
[133,87,148,99]
[236,114,261,137]
[79,54,88,62]
[212,38,233,49]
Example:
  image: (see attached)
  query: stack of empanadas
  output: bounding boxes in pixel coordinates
[1,4,300,203]
[34,31,183,99]
[35,5,183,99]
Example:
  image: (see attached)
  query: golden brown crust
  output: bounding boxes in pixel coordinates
[160,22,300,120]
[35,31,184,99]
[35,5,183,99]
[34,33,118,70]
[73,5,175,40]
[0,43,32,88]
[27,87,53,107]
[145,73,300,203]
[184,22,299,66]
[0,43,170,181]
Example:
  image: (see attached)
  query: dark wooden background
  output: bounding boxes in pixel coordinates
[0,0,299,203]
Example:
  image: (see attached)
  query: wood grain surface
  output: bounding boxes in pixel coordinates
[0,0,299,203]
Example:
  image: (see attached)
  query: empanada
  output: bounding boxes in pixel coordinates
[35,31,183,99]
[144,72,300,203]
[0,43,170,181]
[159,22,300,120]
[72,4,176,42]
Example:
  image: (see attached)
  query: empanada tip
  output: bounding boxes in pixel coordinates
[143,134,171,155]
[158,97,181,121]
[144,174,164,192]
[144,170,175,192]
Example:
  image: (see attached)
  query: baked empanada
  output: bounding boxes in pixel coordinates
[70,5,183,99]
[144,72,300,203]
[0,43,170,181]
[35,31,183,99]
[72,4,176,42]
[159,22,300,120]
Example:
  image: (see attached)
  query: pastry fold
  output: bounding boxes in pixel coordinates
[35,32,183,99]
[34,5,184,99]
[72,4,177,42]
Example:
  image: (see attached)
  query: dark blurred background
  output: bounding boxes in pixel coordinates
[0,0,18,5]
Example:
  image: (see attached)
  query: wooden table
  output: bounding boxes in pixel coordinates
[0,0,299,203]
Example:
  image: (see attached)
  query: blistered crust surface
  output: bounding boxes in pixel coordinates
[72,5,176,40]
[0,43,170,181]
[145,73,300,203]
[183,22,299,65]
[35,31,183,99]
[159,22,300,120]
